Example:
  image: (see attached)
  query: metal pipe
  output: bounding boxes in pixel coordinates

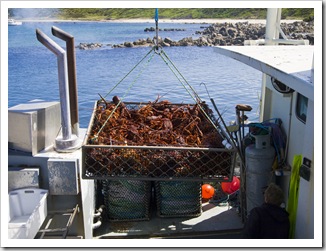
[209,98,239,151]
[265,8,309,46]
[265,8,279,45]
[92,219,102,230]
[93,205,104,218]
[36,29,82,152]
[92,205,104,229]
[244,39,266,46]
[246,8,309,46]
[36,29,72,140]
[271,39,309,45]
[155,8,159,50]
[93,211,101,218]
[51,26,80,137]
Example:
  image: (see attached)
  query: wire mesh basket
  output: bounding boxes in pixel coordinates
[154,181,202,217]
[102,179,152,221]
[82,100,237,181]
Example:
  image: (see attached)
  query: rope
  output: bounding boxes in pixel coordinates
[94,49,156,138]
[103,47,155,99]
[96,46,221,139]
[94,8,222,139]
[158,49,220,133]
[160,49,202,102]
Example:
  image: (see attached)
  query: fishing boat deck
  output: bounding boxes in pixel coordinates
[94,201,243,239]
[213,45,314,100]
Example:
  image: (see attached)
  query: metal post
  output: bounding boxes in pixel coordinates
[51,26,80,137]
[265,8,281,45]
[155,8,159,50]
[36,29,71,140]
[36,29,82,152]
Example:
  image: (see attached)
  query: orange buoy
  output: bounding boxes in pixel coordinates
[202,184,215,199]
[221,176,240,194]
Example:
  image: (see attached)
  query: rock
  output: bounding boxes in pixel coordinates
[76,42,103,50]
[178,37,193,46]
[233,37,245,45]
[196,36,209,46]
[133,39,147,46]
[77,20,314,50]
[144,27,186,32]
[124,41,134,47]
[162,42,170,47]
[144,27,155,32]
[218,40,226,46]
[227,28,237,38]
[219,27,227,36]
[164,37,174,44]
[168,40,180,47]
[112,44,125,48]
[305,34,314,45]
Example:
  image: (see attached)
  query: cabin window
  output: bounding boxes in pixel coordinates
[296,93,308,123]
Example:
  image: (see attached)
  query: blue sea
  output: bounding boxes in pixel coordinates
[8,21,262,129]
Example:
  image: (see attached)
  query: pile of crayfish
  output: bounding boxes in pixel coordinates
[88,96,224,148]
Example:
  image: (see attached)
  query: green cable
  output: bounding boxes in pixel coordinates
[103,47,155,99]
[161,49,202,102]
[96,46,220,139]
[158,49,220,133]
[95,48,156,138]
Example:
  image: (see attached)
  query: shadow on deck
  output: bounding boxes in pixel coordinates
[94,201,244,239]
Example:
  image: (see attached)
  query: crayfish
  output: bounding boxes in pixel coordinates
[89,96,223,148]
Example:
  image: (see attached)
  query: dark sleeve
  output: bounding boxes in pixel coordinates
[242,208,262,239]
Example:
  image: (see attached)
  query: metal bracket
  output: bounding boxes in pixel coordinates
[299,157,311,181]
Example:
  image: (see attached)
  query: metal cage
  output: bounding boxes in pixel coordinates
[82,101,237,181]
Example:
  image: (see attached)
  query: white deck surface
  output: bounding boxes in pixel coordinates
[213,45,314,100]
[94,202,243,238]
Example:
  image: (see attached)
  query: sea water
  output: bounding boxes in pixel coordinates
[8,21,262,128]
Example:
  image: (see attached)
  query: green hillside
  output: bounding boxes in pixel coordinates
[9,8,314,22]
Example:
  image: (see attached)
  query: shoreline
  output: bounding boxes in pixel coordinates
[16,18,302,24]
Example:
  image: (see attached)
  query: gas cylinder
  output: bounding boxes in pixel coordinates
[245,134,275,214]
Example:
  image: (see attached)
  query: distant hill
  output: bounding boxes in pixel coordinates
[9,8,314,22]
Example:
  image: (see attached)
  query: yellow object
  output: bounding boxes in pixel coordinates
[287,155,302,239]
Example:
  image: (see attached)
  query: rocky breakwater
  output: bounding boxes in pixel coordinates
[144,27,186,32]
[192,20,314,46]
[77,42,104,50]
[76,21,314,50]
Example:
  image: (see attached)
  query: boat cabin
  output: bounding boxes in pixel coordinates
[214,44,314,239]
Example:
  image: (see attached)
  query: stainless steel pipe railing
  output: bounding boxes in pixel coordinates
[36,28,81,152]
[51,26,80,137]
